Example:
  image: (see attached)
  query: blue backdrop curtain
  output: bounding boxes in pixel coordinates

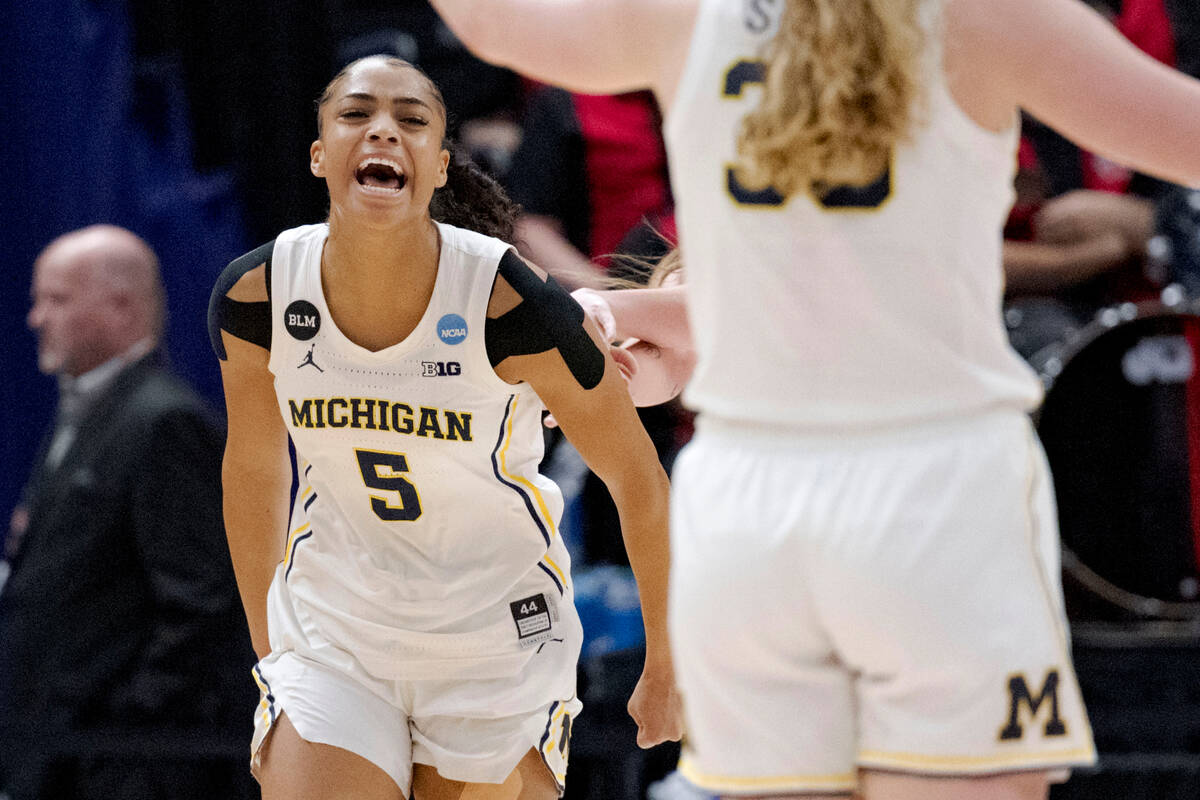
[0,0,250,537]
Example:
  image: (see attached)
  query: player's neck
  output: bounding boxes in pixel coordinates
[322,217,440,294]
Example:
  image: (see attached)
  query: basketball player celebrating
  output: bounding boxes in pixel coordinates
[208,55,682,800]
[429,0,1200,798]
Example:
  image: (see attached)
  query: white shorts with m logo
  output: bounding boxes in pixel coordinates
[669,411,1096,796]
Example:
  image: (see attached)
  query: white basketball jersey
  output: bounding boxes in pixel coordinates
[664,0,1042,428]
[265,222,578,681]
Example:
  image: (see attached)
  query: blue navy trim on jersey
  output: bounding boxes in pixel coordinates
[538,700,560,755]
[303,491,317,512]
[304,463,313,478]
[253,665,277,724]
[538,562,565,596]
[490,395,552,548]
[284,530,314,581]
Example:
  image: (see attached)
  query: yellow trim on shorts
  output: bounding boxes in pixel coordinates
[541,702,570,785]
[678,757,856,793]
[250,667,273,728]
[542,704,567,756]
[857,745,1097,771]
[498,394,559,540]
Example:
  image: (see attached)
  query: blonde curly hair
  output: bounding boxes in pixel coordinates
[735,0,925,197]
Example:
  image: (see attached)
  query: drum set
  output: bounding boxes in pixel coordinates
[1021,187,1200,622]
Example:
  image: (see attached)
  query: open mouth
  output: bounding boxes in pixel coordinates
[355,158,407,193]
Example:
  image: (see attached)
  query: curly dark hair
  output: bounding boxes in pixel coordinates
[431,144,521,245]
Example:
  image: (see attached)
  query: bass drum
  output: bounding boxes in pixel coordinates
[1032,290,1200,620]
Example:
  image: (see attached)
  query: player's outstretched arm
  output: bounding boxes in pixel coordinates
[210,262,291,660]
[573,286,696,407]
[954,0,1200,188]
[428,0,695,99]
[488,254,685,748]
[574,286,691,352]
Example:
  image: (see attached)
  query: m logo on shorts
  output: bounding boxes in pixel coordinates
[999,670,1068,741]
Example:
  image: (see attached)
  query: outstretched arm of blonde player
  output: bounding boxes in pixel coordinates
[490,262,685,749]
[214,268,292,661]
[572,286,696,407]
[953,0,1200,188]
[428,0,696,100]
[573,285,691,352]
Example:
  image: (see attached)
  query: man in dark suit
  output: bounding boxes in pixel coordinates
[0,225,257,800]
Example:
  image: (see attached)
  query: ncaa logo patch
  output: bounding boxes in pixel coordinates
[284,300,321,341]
[437,313,468,345]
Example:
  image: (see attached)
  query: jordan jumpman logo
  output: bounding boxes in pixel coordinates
[298,344,324,372]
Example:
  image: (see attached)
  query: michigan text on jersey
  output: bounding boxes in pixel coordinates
[288,397,472,441]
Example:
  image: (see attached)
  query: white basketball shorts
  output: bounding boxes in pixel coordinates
[669,411,1096,796]
[249,632,581,794]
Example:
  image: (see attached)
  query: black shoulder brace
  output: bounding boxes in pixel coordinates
[485,250,606,390]
[207,240,275,360]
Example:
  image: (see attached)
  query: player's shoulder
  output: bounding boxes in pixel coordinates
[487,250,554,316]
[438,221,512,263]
[484,250,604,388]
[215,240,276,300]
[208,239,278,359]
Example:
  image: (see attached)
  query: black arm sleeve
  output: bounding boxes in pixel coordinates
[207,240,275,360]
[485,250,606,390]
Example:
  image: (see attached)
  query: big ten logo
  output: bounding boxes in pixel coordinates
[421,361,461,377]
[1121,335,1194,386]
[998,670,1068,742]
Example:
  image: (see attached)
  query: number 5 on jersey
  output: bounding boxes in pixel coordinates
[356,449,423,521]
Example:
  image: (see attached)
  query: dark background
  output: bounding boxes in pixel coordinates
[5,2,1200,798]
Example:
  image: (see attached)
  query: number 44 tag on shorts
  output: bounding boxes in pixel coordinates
[510,593,558,650]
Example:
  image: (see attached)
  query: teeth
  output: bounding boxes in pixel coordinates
[357,157,403,175]
[355,157,406,194]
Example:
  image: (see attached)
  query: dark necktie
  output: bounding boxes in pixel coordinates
[44,387,85,472]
